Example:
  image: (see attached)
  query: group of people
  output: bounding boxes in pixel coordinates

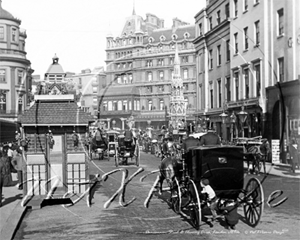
[0,142,23,207]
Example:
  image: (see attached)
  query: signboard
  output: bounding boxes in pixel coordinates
[271,139,280,164]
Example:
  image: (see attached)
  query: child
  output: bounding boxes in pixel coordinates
[219,199,239,229]
[200,178,217,220]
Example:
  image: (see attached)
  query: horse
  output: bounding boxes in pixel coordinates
[157,156,183,195]
[243,139,270,175]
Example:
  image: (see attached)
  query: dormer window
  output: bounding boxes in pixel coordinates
[184,32,190,39]
[12,28,17,42]
[160,35,166,42]
[171,34,177,40]
[148,37,154,43]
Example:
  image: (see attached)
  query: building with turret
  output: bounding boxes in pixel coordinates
[0,0,33,143]
[101,7,196,130]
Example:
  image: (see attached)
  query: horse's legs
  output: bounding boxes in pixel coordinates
[157,175,164,195]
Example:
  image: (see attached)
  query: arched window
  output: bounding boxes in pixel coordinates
[148,100,152,110]
[18,96,23,112]
[118,101,122,111]
[159,99,164,110]
[108,101,112,111]
[128,100,132,110]
[137,100,140,110]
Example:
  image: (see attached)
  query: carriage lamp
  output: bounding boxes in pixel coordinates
[230,112,236,124]
[219,112,228,124]
[237,106,248,123]
[238,106,248,137]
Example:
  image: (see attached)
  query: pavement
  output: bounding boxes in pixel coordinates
[0,161,299,240]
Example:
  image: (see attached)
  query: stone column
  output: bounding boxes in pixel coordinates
[107,118,111,129]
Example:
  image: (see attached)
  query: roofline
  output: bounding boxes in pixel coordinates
[21,123,89,126]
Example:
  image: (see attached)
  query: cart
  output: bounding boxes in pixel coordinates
[89,131,109,161]
[107,130,120,157]
[164,145,264,230]
[114,135,140,167]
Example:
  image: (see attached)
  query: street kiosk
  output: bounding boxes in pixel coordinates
[18,95,94,207]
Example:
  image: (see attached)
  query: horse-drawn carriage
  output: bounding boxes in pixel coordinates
[156,145,264,230]
[234,136,270,175]
[106,130,120,157]
[89,130,109,160]
[114,134,140,167]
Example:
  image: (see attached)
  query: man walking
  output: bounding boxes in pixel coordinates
[199,128,221,146]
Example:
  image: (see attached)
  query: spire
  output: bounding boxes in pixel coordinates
[173,43,181,77]
[132,0,136,15]
[174,43,180,65]
[52,53,59,64]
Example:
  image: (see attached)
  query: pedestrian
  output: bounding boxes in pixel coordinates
[72,131,79,150]
[0,150,6,207]
[289,137,298,173]
[200,178,218,221]
[182,131,200,153]
[199,128,221,146]
[0,145,13,186]
[11,147,23,190]
[219,199,239,230]
[7,143,17,174]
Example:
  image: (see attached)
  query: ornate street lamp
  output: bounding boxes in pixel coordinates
[219,112,228,124]
[238,106,248,137]
[230,112,236,142]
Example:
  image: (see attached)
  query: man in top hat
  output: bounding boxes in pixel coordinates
[182,131,200,153]
[199,127,221,146]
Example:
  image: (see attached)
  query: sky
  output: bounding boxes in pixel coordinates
[3,0,206,76]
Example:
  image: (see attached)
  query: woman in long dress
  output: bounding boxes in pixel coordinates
[0,146,13,186]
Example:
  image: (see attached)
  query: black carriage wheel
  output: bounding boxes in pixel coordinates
[187,179,201,230]
[243,177,264,227]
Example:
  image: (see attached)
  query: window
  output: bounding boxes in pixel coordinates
[209,50,213,69]
[0,93,6,113]
[234,33,238,54]
[12,28,16,42]
[226,76,231,101]
[118,101,122,111]
[225,4,230,19]
[226,40,230,61]
[123,76,128,84]
[108,101,112,111]
[255,21,260,45]
[92,87,97,93]
[158,59,164,66]
[199,23,202,36]
[117,76,121,84]
[278,9,284,36]
[129,100,132,110]
[210,89,214,109]
[209,17,213,30]
[93,97,98,105]
[183,83,189,91]
[217,45,221,65]
[182,56,188,63]
[0,69,6,82]
[159,71,164,80]
[244,0,248,11]
[159,100,164,110]
[136,100,140,110]
[183,69,188,79]
[129,74,133,83]
[146,60,153,67]
[103,101,107,111]
[147,86,152,93]
[113,101,117,111]
[17,71,23,85]
[234,71,239,100]
[244,68,250,98]
[244,27,248,50]
[123,63,126,69]
[234,0,238,17]
[147,72,152,81]
[148,100,152,110]
[159,85,164,92]
[218,80,222,107]
[254,63,261,97]
[216,11,221,25]
[170,57,174,65]
[18,97,22,112]
[278,57,284,82]
[0,27,4,40]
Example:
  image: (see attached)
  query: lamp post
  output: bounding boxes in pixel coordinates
[230,112,236,142]
[238,106,248,137]
[219,111,228,140]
